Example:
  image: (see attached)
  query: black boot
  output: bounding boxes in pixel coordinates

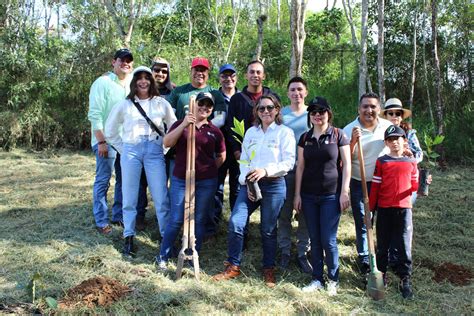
[123,236,136,257]
[399,276,413,299]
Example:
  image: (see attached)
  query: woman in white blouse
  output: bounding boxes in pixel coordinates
[105,66,177,256]
[213,95,295,288]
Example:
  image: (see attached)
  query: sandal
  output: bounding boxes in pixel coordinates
[97,224,112,235]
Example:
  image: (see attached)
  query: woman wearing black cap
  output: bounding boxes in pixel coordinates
[156,92,226,270]
[105,66,177,257]
[294,96,351,296]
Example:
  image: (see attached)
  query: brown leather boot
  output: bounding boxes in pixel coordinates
[263,267,276,288]
[213,262,241,281]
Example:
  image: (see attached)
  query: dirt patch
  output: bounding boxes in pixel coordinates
[58,276,132,309]
[432,262,472,286]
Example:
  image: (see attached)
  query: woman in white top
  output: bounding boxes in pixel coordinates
[213,95,295,288]
[105,66,177,256]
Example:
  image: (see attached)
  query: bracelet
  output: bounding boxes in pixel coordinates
[98,141,107,145]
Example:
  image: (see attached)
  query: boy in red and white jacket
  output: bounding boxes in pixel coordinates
[369,125,418,299]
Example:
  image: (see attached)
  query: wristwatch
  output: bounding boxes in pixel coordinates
[98,141,107,145]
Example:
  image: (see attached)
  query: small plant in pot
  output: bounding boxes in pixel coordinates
[419,133,445,196]
[231,118,262,201]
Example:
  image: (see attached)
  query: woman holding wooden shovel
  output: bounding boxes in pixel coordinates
[156,92,226,270]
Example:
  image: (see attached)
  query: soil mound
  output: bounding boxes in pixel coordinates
[432,262,472,286]
[59,276,132,309]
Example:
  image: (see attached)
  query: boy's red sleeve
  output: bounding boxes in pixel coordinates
[369,159,382,211]
[411,161,419,192]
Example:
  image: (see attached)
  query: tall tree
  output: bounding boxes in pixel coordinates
[254,0,267,60]
[408,9,418,123]
[104,0,143,48]
[289,0,308,77]
[431,0,444,135]
[358,0,369,99]
[376,0,385,104]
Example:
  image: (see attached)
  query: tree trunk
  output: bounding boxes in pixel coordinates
[207,0,224,63]
[289,0,308,77]
[408,10,418,124]
[104,0,141,48]
[376,0,385,104]
[431,0,444,135]
[342,0,359,47]
[186,0,193,47]
[358,0,369,99]
[277,0,281,31]
[225,0,242,62]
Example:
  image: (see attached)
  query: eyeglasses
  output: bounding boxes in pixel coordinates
[152,68,168,74]
[257,105,275,113]
[310,109,327,116]
[387,111,403,117]
[220,73,236,79]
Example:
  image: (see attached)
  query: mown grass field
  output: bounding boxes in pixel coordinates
[0,149,472,314]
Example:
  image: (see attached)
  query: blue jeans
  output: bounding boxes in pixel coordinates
[159,176,217,260]
[92,144,122,228]
[121,140,169,238]
[208,153,240,236]
[350,179,372,265]
[227,178,286,268]
[301,193,341,282]
[278,171,310,257]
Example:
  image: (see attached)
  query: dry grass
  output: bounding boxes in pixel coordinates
[0,148,472,314]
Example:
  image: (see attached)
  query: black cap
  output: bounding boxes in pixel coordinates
[114,48,133,61]
[384,125,406,139]
[196,92,215,106]
[308,96,331,112]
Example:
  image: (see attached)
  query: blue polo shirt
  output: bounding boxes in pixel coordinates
[298,126,350,195]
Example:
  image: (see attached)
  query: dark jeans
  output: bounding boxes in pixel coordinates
[207,153,240,236]
[301,193,341,282]
[350,178,372,265]
[159,177,217,261]
[376,207,413,278]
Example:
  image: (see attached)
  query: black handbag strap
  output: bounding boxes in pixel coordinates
[132,99,164,137]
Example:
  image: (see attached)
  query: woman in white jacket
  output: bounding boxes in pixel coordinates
[105,66,177,256]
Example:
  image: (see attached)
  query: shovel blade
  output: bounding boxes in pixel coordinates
[367,270,385,300]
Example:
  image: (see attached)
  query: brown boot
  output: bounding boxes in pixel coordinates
[263,267,276,288]
[213,262,241,281]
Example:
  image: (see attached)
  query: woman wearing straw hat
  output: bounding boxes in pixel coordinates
[381,98,423,164]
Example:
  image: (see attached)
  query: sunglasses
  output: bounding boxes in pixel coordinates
[152,68,168,74]
[257,105,275,113]
[197,102,213,109]
[310,109,327,116]
[386,111,403,117]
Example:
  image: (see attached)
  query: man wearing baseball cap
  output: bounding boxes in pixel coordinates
[166,57,226,127]
[88,48,135,234]
[207,64,240,240]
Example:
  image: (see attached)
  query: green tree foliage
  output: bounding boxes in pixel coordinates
[0,0,471,161]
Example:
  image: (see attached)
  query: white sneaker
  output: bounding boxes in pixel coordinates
[155,257,167,271]
[302,280,324,292]
[327,280,338,296]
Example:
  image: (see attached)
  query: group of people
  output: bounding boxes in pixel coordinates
[88,48,425,299]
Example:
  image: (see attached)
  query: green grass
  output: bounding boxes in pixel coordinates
[0,149,472,314]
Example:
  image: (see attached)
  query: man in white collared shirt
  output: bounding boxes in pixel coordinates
[343,92,391,275]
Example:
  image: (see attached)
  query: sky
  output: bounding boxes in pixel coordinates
[307,1,344,13]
